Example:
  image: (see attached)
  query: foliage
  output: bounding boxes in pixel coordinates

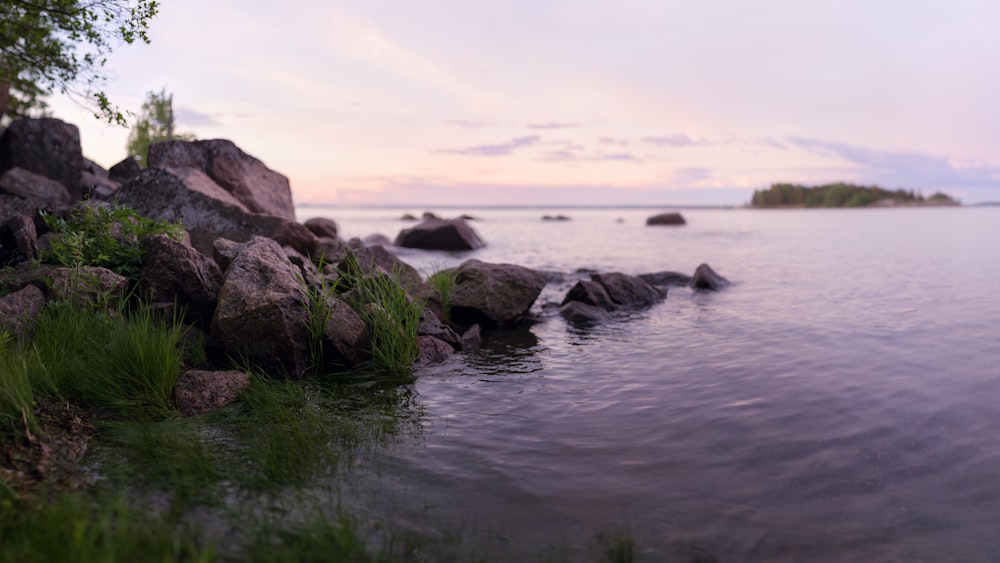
[41,203,184,280]
[0,0,160,124]
[339,251,424,374]
[427,265,458,321]
[749,182,960,208]
[299,259,342,374]
[0,330,36,437]
[0,492,214,563]
[126,87,196,166]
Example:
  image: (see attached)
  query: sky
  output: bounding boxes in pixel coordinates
[46,0,1000,206]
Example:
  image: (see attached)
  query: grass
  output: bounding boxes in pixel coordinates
[299,258,343,374]
[0,492,215,563]
[427,265,458,321]
[0,330,37,437]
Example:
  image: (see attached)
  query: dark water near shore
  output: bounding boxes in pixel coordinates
[299,206,1000,561]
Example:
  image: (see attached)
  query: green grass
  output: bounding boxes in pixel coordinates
[427,265,458,321]
[0,330,37,437]
[299,259,343,374]
[0,492,215,563]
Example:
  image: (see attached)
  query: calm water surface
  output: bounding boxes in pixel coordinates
[298,206,1000,561]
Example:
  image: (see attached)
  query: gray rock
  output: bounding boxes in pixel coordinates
[646,212,686,226]
[415,335,454,366]
[148,139,295,220]
[0,284,45,339]
[690,263,730,291]
[212,237,243,272]
[80,159,120,200]
[313,236,348,266]
[0,167,72,209]
[337,245,423,297]
[0,212,38,266]
[639,271,693,287]
[418,308,462,350]
[108,156,142,184]
[47,266,128,305]
[561,279,615,311]
[590,272,665,308]
[304,216,338,239]
[211,236,310,378]
[138,234,223,327]
[558,301,611,324]
[460,324,482,350]
[174,369,249,416]
[395,218,485,251]
[322,295,370,369]
[0,118,84,200]
[362,233,391,247]
[116,167,316,257]
[449,259,547,327]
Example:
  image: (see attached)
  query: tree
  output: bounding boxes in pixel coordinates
[126,88,195,166]
[0,0,159,125]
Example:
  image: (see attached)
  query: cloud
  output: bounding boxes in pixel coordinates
[444,119,493,128]
[526,122,578,130]
[436,135,541,156]
[787,137,1000,190]
[642,134,700,147]
[174,106,222,127]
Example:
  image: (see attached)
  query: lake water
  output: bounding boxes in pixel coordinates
[297,206,1000,561]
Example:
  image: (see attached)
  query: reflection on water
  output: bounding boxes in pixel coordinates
[295,207,1000,561]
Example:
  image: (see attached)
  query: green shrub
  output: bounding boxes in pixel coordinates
[42,203,184,279]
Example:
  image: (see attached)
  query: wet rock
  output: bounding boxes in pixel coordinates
[304,216,338,239]
[108,156,142,184]
[138,234,223,327]
[415,335,454,366]
[0,284,45,339]
[0,118,84,201]
[561,279,615,311]
[449,259,547,327]
[461,324,482,350]
[558,300,610,324]
[639,270,693,287]
[590,272,665,308]
[418,308,462,350]
[395,218,485,251]
[211,236,310,378]
[542,214,571,221]
[0,167,72,209]
[148,139,295,220]
[690,263,730,291]
[662,539,719,563]
[174,369,249,416]
[646,212,686,226]
[400,213,417,221]
[321,295,370,369]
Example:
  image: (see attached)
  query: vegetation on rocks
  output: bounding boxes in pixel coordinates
[750,182,959,208]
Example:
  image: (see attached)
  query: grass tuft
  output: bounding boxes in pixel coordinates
[427,265,458,321]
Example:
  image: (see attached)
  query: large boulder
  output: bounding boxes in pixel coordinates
[210,236,310,377]
[148,139,295,220]
[116,167,317,257]
[690,263,730,291]
[0,284,45,339]
[0,167,72,209]
[174,369,250,416]
[395,219,485,251]
[590,272,665,309]
[0,118,84,201]
[138,234,223,327]
[646,212,686,226]
[0,212,39,266]
[449,259,547,327]
[561,279,615,311]
[108,156,142,184]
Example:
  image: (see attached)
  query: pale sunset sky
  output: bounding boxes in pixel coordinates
[46,0,1000,206]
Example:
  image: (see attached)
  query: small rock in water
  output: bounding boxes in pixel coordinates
[690,263,729,291]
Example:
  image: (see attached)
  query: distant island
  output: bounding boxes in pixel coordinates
[749,183,960,208]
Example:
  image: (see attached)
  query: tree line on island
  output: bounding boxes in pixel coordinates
[749,182,959,208]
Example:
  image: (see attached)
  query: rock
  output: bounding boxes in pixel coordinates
[80,159,120,200]
[212,237,243,272]
[138,234,223,327]
[662,539,719,563]
[173,369,249,416]
[561,279,615,311]
[304,216,338,239]
[0,167,72,209]
[559,301,611,324]
[542,214,571,221]
[460,324,482,350]
[415,335,454,366]
[0,212,39,266]
[395,218,485,251]
[116,167,315,257]
[639,270,693,287]
[337,245,424,297]
[400,213,417,221]
[313,236,348,266]
[646,212,686,226]
[47,266,128,305]
[0,284,45,339]
[418,308,462,350]
[211,236,310,378]
[321,295,370,369]
[362,233,391,247]
[421,211,438,220]
[148,139,295,220]
[284,245,322,292]
[590,272,665,309]
[449,259,547,327]
[108,156,142,184]
[0,118,84,201]
[690,263,729,291]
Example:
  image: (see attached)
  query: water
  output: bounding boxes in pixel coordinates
[299,206,1000,561]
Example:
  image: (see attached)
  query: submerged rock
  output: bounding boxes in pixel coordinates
[558,301,611,324]
[590,272,665,309]
[415,335,454,366]
[646,212,686,226]
[690,263,730,291]
[395,218,485,251]
[638,270,692,287]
